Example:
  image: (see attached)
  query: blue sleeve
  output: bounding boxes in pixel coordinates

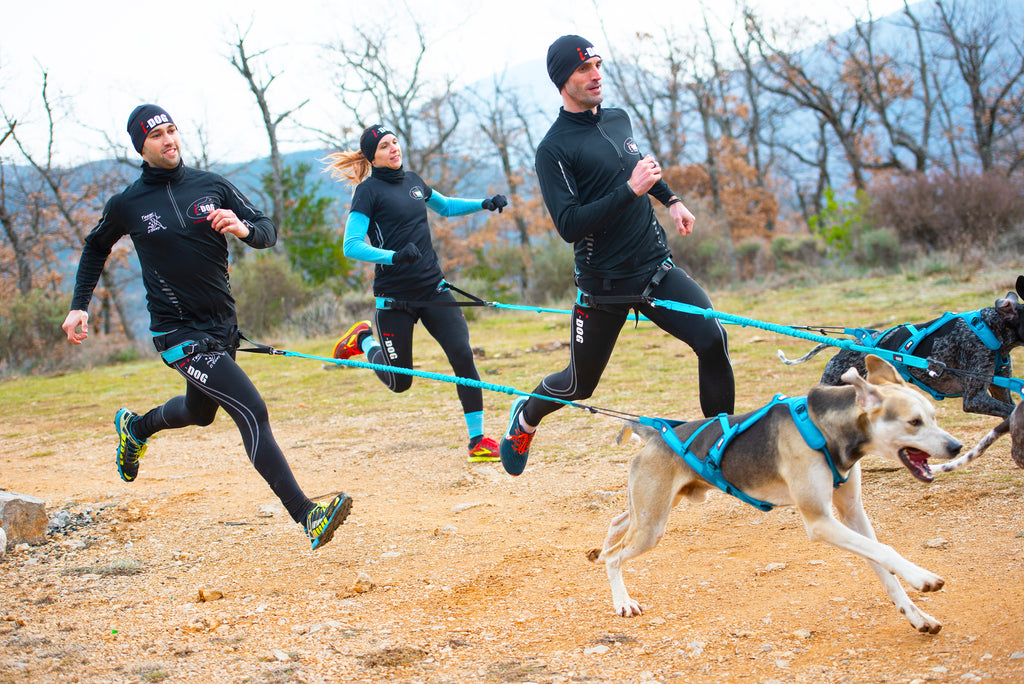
[426,190,484,217]
[343,211,398,265]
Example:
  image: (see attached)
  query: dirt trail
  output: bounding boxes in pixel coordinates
[4,307,1024,683]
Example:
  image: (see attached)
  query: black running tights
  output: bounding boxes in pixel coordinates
[521,267,735,426]
[132,349,312,524]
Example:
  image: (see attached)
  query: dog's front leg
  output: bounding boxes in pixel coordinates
[830,472,942,633]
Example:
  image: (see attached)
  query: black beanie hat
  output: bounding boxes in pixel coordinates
[127,104,174,153]
[360,124,395,161]
[546,35,600,91]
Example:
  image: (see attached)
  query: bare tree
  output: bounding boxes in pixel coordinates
[841,3,938,174]
[740,11,882,193]
[228,25,309,228]
[3,72,136,338]
[934,0,1024,173]
[322,14,458,176]
[466,73,551,291]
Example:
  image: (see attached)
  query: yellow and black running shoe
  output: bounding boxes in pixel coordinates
[115,408,148,483]
[304,493,353,551]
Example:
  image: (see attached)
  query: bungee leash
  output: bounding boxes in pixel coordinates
[379,280,652,322]
[649,298,1024,401]
[235,333,645,423]
[649,298,940,373]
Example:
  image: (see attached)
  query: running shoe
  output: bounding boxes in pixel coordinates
[114,408,148,483]
[305,493,353,551]
[332,320,372,360]
[467,436,500,463]
[499,397,535,476]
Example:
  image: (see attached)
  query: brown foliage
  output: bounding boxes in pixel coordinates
[664,156,778,244]
[868,171,1024,255]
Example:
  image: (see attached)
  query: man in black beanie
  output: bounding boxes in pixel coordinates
[499,36,736,476]
[61,105,353,551]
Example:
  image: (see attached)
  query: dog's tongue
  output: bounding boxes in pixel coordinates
[900,448,934,483]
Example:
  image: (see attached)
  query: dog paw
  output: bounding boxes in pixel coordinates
[910,610,942,634]
[900,602,942,634]
[915,572,944,593]
[615,600,643,618]
[905,567,945,592]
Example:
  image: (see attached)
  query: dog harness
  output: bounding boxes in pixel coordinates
[639,395,847,512]
[853,311,1007,400]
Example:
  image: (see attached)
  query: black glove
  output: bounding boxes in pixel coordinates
[481,194,508,213]
[392,243,421,265]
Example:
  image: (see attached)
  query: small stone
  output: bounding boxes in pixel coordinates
[257,504,280,518]
[0,492,47,545]
[924,538,949,549]
[451,502,490,513]
[198,587,224,602]
[351,572,375,594]
[584,645,610,655]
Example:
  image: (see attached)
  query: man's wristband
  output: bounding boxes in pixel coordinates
[667,197,683,207]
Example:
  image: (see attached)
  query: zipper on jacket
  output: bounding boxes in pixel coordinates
[165,184,187,230]
[595,122,626,170]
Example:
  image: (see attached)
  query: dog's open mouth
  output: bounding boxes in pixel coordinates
[899,447,935,483]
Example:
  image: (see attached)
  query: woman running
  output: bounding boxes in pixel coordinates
[325,124,508,462]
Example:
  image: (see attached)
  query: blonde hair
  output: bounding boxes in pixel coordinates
[322,149,371,186]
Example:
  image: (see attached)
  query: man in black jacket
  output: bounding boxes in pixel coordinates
[61,104,351,550]
[499,36,736,476]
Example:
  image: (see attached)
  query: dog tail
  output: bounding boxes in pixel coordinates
[934,418,1010,474]
[778,343,831,365]
[616,419,663,446]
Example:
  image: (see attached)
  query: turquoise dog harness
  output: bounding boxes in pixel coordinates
[854,311,1006,400]
[639,395,846,512]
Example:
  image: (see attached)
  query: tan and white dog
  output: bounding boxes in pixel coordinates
[587,356,962,634]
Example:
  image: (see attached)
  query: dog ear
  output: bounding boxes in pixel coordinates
[997,293,1021,321]
[841,365,884,411]
[1016,275,1024,300]
[862,354,904,386]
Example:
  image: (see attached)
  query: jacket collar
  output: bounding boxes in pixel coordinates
[140,160,186,185]
[558,105,604,125]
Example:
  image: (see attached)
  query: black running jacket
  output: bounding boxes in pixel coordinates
[70,162,276,333]
[535,106,677,280]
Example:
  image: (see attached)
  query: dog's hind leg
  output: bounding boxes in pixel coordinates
[823,468,943,634]
[591,452,690,617]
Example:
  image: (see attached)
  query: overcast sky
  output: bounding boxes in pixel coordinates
[1,0,906,165]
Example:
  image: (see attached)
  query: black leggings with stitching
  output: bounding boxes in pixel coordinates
[367,289,483,415]
[131,332,312,524]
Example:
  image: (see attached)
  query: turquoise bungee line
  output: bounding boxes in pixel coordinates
[256,347,640,420]
[649,298,934,371]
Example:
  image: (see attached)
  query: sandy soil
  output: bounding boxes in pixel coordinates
[3,328,1024,683]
